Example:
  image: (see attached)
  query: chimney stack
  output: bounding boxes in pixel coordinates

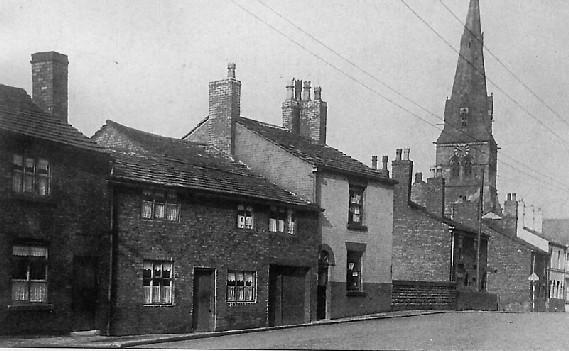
[392,148,413,206]
[371,155,378,170]
[31,51,68,123]
[208,63,241,154]
[415,172,423,184]
[282,77,327,144]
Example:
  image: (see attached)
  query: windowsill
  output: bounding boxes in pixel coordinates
[143,304,175,307]
[8,303,54,311]
[346,291,367,297]
[227,301,257,306]
[8,193,55,205]
[347,223,368,232]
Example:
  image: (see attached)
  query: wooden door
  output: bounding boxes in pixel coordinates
[193,268,215,331]
[72,256,98,331]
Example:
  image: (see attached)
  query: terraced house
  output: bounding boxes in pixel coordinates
[93,121,320,335]
[0,52,111,335]
[185,65,395,319]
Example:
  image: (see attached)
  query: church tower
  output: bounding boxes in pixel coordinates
[435,0,498,213]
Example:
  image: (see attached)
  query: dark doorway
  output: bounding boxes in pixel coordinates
[268,266,307,327]
[192,268,215,332]
[72,256,98,331]
[317,250,330,320]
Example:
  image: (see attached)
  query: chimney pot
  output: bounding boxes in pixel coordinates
[415,172,423,184]
[403,148,410,161]
[227,63,236,79]
[395,149,402,161]
[512,193,517,202]
[371,156,378,170]
[286,78,295,100]
[382,156,388,170]
[302,81,311,100]
[294,79,302,100]
[507,193,512,201]
[314,86,322,100]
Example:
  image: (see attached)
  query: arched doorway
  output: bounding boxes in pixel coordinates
[317,246,334,320]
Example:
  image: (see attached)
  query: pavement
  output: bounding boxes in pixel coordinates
[0,310,447,348]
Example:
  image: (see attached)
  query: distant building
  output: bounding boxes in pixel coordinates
[185,67,395,319]
[433,0,498,214]
[543,219,569,310]
[0,52,111,334]
[93,120,321,335]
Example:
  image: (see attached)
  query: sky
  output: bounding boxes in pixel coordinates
[2,0,569,218]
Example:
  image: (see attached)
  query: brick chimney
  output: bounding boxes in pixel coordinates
[208,63,241,154]
[425,176,445,217]
[392,148,413,207]
[31,51,68,123]
[282,78,327,144]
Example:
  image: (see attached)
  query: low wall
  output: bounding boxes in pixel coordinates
[456,290,498,311]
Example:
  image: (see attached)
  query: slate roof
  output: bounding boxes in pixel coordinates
[0,84,104,152]
[97,121,316,208]
[236,117,394,183]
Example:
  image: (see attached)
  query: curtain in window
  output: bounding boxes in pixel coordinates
[161,263,172,303]
[227,272,236,301]
[13,154,23,192]
[166,204,179,221]
[287,209,296,235]
[24,158,34,193]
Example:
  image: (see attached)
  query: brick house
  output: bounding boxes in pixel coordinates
[0,52,111,334]
[184,67,395,319]
[391,148,491,310]
[93,120,320,335]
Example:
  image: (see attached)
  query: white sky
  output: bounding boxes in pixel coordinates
[2,0,569,218]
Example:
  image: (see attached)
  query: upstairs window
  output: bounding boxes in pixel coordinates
[12,245,48,303]
[143,261,173,305]
[348,186,364,225]
[12,154,50,196]
[237,205,254,230]
[269,207,296,235]
[141,190,180,221]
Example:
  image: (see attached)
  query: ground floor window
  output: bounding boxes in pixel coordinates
[12,245,48,303]
[346,250,363,292]
[143,261,173,304]
[227,271,256,302]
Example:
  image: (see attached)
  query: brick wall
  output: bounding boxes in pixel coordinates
[207,77,241,154]
[0,132,110,335]
[110,186,319,335]
[30,52,69,123]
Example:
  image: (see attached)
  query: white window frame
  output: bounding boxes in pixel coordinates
[143,260,174,305]
[141,190,180,221]
[227,270,257,303]
[12,154,51,196]
[348,186,365,225]
[12,245,48,303]
[237,205,254,230]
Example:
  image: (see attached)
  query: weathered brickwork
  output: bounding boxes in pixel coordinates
[0,132,110,335]
[485,226,546,312]
[207,75,241,154]
[30,52,69,123]
[110,186,319,335]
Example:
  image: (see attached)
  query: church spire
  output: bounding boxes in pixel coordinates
[438,0,493,144]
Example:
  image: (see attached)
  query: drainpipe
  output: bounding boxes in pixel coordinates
[106,183,117,336]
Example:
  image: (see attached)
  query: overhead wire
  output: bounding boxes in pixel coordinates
[229,0,569,199]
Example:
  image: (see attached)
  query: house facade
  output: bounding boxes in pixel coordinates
[0,52,111,335]
[93,121,320,335]
[185,68,395,319]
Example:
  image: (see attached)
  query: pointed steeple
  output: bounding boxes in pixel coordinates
[438,0,494,144]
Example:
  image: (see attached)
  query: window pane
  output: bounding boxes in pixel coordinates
[244,287,253,301]
[142,200,153,218]
[237,286,244,301]
[236,272,244,286]
[166,204,179,221]
[12,259,28,279]
[161,286,172,303]
[277,219,285,232]
[37,159,49,174]
[29,282,47,302]
[25,158,34,171]
[152,286,160,303]
[154,264,162,278]
[162,263,172,279]
[12,281,28,301]
[227,272,236,286]
[38,175,49,196]
[24,174,34,193]
[13,154,23,166]
[227,287,236,301]
[269,218,277,232]
[29,259,47,280]
[144,286,152,304]
[12,170,22,192]
[154,203,165,219]
[245,215,253,229]
[237,214,245,228]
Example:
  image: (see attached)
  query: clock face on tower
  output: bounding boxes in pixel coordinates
[453,144,470,157]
